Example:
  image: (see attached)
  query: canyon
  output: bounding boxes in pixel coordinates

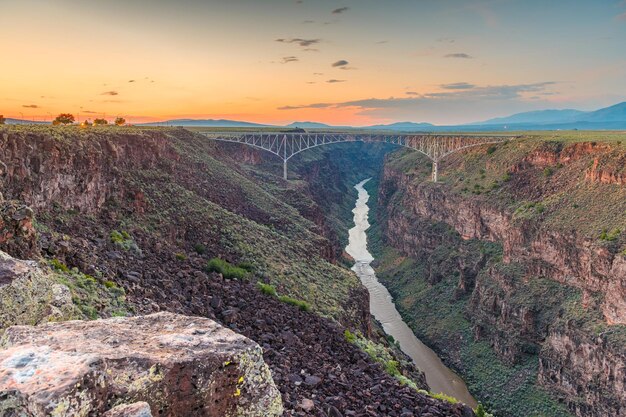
[0,125,623,416]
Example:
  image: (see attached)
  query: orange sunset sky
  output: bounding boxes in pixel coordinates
[2,0,626,125]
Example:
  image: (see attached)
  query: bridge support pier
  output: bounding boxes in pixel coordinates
[283,159,288,180]
[432,160,438,182]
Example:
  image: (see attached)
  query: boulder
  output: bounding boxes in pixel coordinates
[0,312,283,416]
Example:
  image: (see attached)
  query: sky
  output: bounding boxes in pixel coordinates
[1,0,626,125]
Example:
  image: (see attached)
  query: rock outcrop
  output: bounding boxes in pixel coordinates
[0,250,75,330]
[0,312,283,417]
[0,200,38,260]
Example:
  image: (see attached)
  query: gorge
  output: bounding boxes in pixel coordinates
[0,125,623,417]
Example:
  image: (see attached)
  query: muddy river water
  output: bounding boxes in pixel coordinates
[345,178,477,407]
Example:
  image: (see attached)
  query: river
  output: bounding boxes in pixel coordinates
[345,178,477,407]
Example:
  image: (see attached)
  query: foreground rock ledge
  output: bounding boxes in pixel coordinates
[0,312,283,417]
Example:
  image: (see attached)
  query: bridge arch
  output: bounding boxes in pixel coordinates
[200,132,515,181]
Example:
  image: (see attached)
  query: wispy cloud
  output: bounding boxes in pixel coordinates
[332,7,349,14]
[276,38,320,47]
[444,53,474,59]
[332,60,349,67]
[101,91,119,96]
[440,82,476,90]
[278,82,557,112]
[281,56,299,64]
[22,104,39,108]
[437,37,455,43]
[128,80,136,83]
[326,79,346,83]
[405,92,419,95]
[617,12,626,21]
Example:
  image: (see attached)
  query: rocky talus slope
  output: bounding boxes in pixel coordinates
[374,136,626,417]
[0,125,474,416]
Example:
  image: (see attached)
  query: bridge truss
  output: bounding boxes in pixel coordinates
[200,132,515,181]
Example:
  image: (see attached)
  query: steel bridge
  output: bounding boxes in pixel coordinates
[200,132,516,181]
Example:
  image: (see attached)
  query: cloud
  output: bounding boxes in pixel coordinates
[276,38,320,47]
[313,72,324,75]
[22,104,39,108]
[281,56,299,63]
[128,79,135,83]
[617,12,626,21]
[332,7,349,14]
[405,92,419,95]
[376,40,388,44]
[444,53,474,59]
[326,79,346,83]
[101,91,119,96]
[437,37,455,43]
[278,82,557,113]
[303,20,315,24]
[331,60,349,67]
[440,82,476,90]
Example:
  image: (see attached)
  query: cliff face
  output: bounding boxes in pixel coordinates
[376,138,626,417]
[382,173,625,325]
[0,129,177,214]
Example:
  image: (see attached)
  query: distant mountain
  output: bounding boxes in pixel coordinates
[286,121,334,129]
[130,101,626,131]
[139,119,272,128]
[471,102,626,129]
[577,102,626,122]
[2,118,47,125]
[366,121,435,131]
[474,109,585,126]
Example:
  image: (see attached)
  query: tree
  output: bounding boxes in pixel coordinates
[81,120,91,127]
[93,118,108,125]
[114,117,126,126]
[0,115,5,125]
[53,113,75,125]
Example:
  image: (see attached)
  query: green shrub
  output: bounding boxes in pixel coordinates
[384,360,400,376]
[257,281,277,297]
[344,329,356,343]
[430,392,459,404]
[278,295,311,311]
[175,252,187,261]
[193,243,206,254]
[205,258,248,280]
[50,258,69,272]
[599,228,621,241]
[486,146,497,155]
[103,280,117,289]
[475,404,493,417]
[543,167,554,177]
[502,172,512,182]
[237,261,255,272]
[110,230,138,252]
